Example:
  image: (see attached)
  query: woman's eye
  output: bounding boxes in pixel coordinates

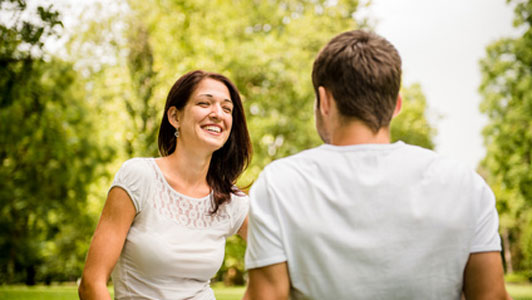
[223,107,233,113]
[198,102,209,106]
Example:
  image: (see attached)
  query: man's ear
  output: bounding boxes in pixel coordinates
[318,86,331,117]
[167,106,179,129]
[392,93,402,118]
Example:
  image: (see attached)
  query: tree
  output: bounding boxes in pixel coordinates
[0,0,111,284]
[124,22,159,157]
[478,0,532,275]
[392,83,436,149]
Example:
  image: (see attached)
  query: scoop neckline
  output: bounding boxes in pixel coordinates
[149,158,212,201]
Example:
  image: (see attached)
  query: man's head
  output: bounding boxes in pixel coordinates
[312,30,402,139]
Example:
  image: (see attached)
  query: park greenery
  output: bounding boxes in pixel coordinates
[479,0,532,278]
[0,0,529,287]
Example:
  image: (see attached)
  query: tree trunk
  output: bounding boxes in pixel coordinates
[7,247,15,283]
[502,228,513,273]
[25,265,36,286]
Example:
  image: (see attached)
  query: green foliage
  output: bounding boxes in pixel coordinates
[392,83,436,149]
[479,0,532,274]
[125,22,159,157]
[0,0,62,61]
[0,1,112,284]
[214,236,246,285]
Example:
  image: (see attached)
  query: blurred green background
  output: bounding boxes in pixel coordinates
[0,0,531,296]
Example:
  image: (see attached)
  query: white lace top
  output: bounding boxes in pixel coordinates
[110,158,248,300]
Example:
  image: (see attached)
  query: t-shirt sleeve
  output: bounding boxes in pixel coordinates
[227,193,249,237]
[470,173,502,253]
[109,158,148,213]
[245,169,287,270]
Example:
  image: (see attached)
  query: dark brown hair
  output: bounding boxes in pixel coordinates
[312,30,402,132]
[158,70,252,214]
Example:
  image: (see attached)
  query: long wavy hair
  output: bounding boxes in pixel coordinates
[158,70,252,214]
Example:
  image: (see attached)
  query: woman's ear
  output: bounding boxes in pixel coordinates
[167,106,179,129]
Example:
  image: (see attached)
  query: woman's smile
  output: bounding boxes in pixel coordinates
[177,78,233,152]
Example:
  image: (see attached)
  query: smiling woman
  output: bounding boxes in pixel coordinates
[169,78,234,162]
[78,70,252,300]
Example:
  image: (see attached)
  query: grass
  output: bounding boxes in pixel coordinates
[507,283,532,300]
[0,282,530,299]
[212,283,245,300]
[0,284,243,300]
[0,285,79,300]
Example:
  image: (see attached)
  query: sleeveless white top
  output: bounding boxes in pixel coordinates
[110,158,248,300]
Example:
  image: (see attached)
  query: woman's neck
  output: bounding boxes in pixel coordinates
[159,144,213,197]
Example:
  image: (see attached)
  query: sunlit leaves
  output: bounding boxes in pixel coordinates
[479,0,532,274]
[0,1,111,283]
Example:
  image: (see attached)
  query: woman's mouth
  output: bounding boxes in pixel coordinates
[203,125,222,134]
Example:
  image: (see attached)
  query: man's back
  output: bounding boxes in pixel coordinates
[245,141,501,299]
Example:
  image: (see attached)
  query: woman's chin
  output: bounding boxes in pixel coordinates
[202,140,227,153]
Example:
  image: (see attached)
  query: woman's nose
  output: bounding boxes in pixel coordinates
[209,104,222,119]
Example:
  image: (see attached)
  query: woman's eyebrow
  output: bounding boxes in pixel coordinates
[198,93,233,104]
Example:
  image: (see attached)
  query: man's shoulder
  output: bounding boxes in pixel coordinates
[253,146,326,189]
[399,143,485,190]
[261,142,476,181]
[395,142,467,168]
[395,142,438,160]
[263,145,325,172]
[263,142,440,171]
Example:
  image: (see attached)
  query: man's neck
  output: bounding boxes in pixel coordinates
[329,120,391,146]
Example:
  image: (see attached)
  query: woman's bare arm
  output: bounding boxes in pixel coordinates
[78,188,136,300]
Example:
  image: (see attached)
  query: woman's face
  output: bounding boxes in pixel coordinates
[176,78,234,153]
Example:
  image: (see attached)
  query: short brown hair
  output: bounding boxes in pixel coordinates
[158,70,252,214]
[312,30,401,132]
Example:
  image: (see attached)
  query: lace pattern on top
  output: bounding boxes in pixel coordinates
[149,160,229,229]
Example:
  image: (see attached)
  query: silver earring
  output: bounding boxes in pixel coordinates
[174,128,179,138]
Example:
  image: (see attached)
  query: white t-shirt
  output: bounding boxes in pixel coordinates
[245,141,501,300]
[110,158,248,300]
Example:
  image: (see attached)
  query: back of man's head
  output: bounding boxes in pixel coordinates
[312,30,402,133]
